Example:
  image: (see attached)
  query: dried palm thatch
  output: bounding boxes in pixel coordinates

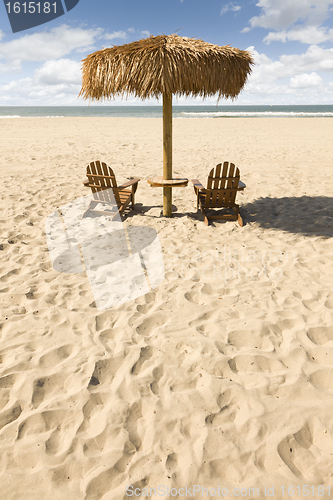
[80,34,254,101]
[79,34,254,217]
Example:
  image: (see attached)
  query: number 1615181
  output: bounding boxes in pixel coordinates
[5,2,57,14]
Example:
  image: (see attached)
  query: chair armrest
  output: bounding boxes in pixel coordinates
[238,180,246,189]
[83,178,89,187]
[118,177,140,190]
[191,179,205,194]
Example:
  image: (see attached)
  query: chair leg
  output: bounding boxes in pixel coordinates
[235,205,244,227]
[131,182,138,208]
[200,206,209,225]
[237,212,244,227]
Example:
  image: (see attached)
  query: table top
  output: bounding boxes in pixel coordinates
[147,176,189,187]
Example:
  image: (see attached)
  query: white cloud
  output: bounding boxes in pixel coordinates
[248,47,286,83]
[246,0,333,45]
[241,44,332,102]
[248,0,333,31]
[104,31,128,41]
[0,76,81,105]
[34,59,81,85]
[280,45,333,73]
[140,31,151,38]
[0,59,22,74]
[264,25,333,44]
[0,25,102,62]
[248,45,333,87]
[290,72,322,88]
[221,3,241,15]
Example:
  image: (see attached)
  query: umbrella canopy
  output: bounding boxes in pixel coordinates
[80,34,254,216]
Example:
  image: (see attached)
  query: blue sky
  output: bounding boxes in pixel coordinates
[0,0,333,105]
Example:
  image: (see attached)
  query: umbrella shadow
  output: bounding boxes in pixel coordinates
[241,196,333,237]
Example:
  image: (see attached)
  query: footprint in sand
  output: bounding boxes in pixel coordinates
[306,326,333,345]
[136,303,154,314]
[0,374,17,411]
[309,369,333,394]
[205,387,243,428]
[277,423,315,479]
[131,346,153,375]
[17,409,70,455]
[135,292,157,314]
[84,449,138,500]
[275,317,299,332]
[189,310,218,328]
[150,365,163,395]
[45,418,76,455]
[184,283,216,305]
[123,400,142,452]
[82,422,120,458]
[1,269,20,282]
[80,393,110,437]
[166,452,178,478]
[184,287,200,304]
[0,402,22,430]
[44,410,78,456]
[95,312,115,332]
[31,373,67,409]
[324,292,333,309]
[17,412,47,440]
[89,356,124,387]
[228,355,286,374]
[227,328,277,350]
[135,311,170,336]
[201,283,214,295]
[38,344,74,368]
[205,405,230,427]
[302,299,324,312]
[293,289,317,301]
[0,373,17,390]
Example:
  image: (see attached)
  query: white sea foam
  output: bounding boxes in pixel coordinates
[178,111,333,118]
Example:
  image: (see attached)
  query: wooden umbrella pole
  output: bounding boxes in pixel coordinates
[163,92,172,217]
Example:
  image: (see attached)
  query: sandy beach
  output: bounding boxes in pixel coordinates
[1,116,333,499]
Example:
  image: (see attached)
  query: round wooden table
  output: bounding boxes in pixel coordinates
[147,176,188,187]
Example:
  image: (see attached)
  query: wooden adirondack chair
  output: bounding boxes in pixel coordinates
[83,161,140,218]
[191,162,246,226]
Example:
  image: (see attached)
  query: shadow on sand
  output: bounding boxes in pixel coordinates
[123,197,333,238]
[241,196,333,237]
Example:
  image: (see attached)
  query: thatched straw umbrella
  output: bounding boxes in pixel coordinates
[80,34,254,217]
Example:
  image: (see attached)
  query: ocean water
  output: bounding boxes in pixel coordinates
[0,105,333,118]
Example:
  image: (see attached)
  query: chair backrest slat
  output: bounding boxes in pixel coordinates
[205,162,240,209]
[210,163,221,206]
[86,161,120,205]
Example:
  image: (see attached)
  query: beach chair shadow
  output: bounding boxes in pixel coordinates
[191,162,246,226]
